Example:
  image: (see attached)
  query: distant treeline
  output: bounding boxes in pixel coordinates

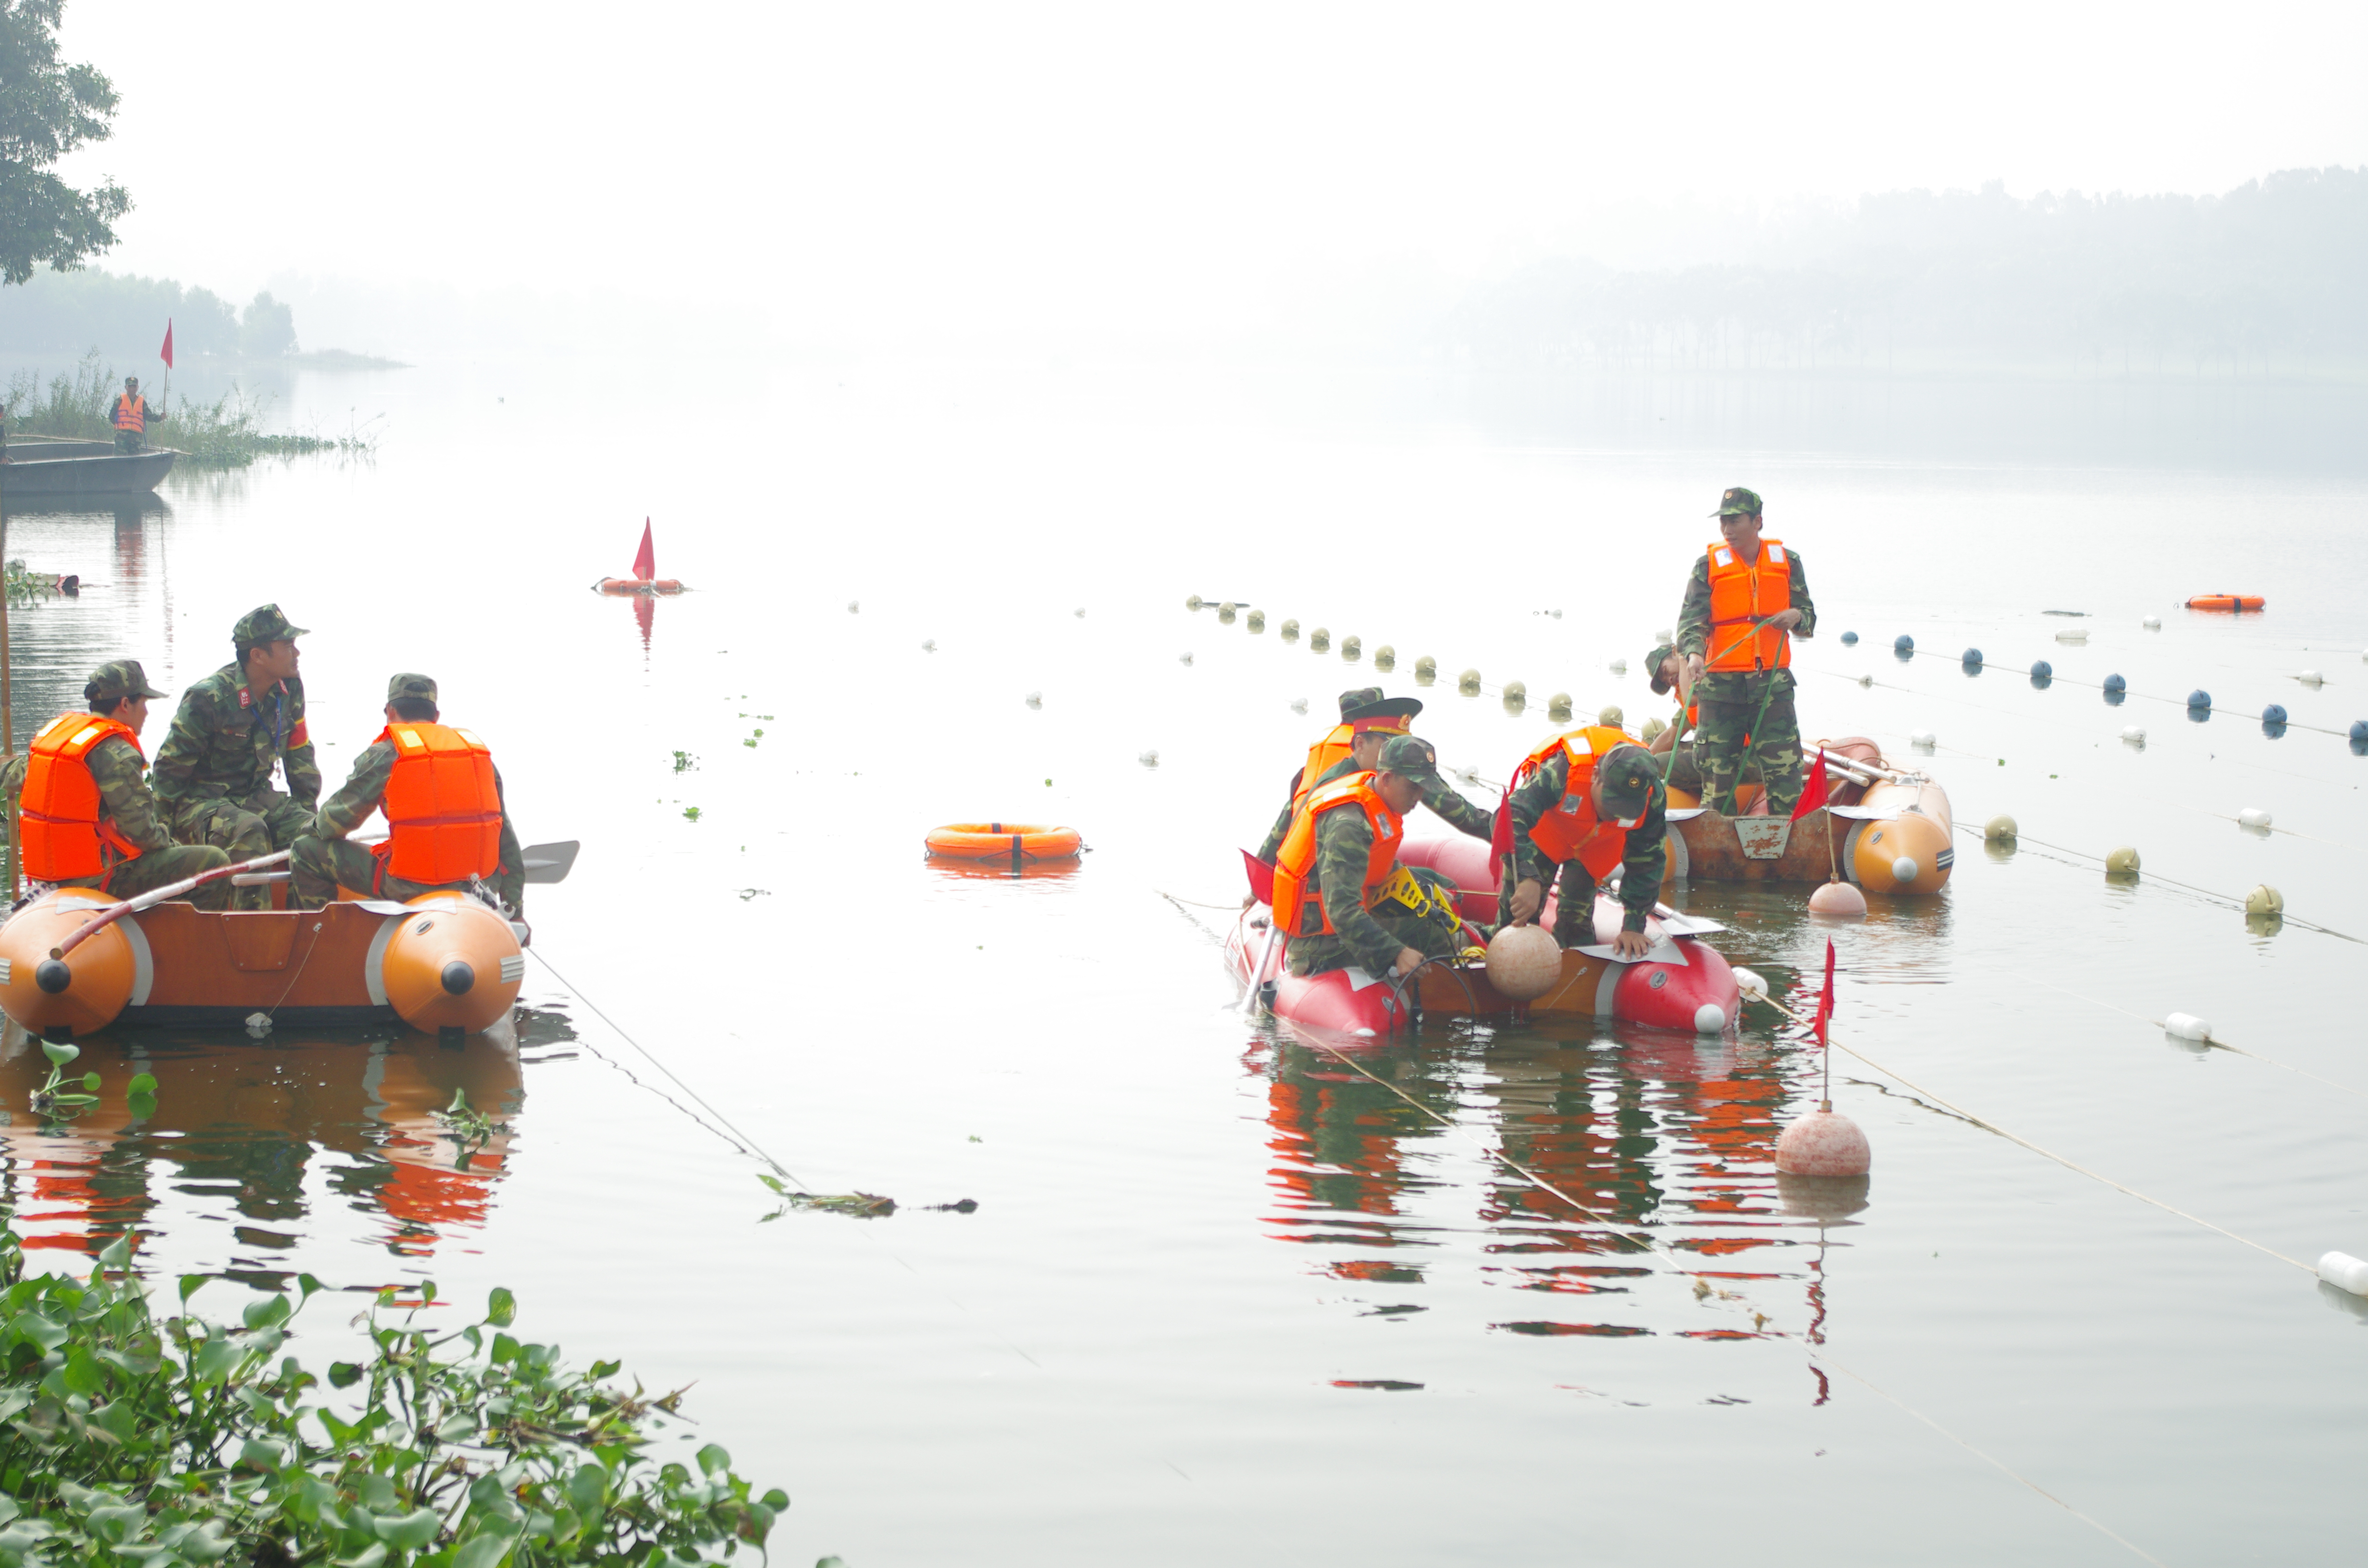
[1446,167,2368,379]
[0,269,297,359]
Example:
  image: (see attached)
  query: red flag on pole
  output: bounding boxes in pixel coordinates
[1789,749,1829,822]
[1814,939,1836,1045]
[630,517,655,582]
[160,319,174,370]
[1241,848,1276,907]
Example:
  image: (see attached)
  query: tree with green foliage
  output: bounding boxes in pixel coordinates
[241,291,297,358]
[0,0,129,287]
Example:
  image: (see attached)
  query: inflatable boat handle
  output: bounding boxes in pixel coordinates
[52,849,292,958]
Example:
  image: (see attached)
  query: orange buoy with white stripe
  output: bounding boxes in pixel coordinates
[925,823,1082,862]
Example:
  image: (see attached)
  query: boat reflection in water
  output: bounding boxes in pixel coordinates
[1258,1010,1858,1373]
[0,1009,567,1271]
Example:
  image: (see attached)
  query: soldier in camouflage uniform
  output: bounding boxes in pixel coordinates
[290,674,526,914]
[1640,641,1762,796]
[1674,487,1815,815]
[1254,689,1494,867]
[0,662,234,903]
[1501,741,1667,959]
[152,604,321,910]
[1283,735,1472,980]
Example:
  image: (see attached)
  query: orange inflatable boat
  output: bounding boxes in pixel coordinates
[2186,594,2264,612]
[1662,737,1953,895]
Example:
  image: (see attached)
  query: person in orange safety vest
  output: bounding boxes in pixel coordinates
[288,673,525,916]
[1674,486,1816,814]
[1499,730,1667,958]
[1,661,232,900]
[1273,735,1470,980]
[111,377,165,453]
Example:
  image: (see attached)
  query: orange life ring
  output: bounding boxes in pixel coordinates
[596,578,684,596]
[2186,594,2264,612]
[925,822,1082,861]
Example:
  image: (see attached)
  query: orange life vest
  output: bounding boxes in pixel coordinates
[112,394,146,434]
[374,723,503,884]
[1704,537,1791,673]
[19,712,145,881]
[1271,772,1402,938]
[1292,723,1355,810]
[1516,725,1635,880]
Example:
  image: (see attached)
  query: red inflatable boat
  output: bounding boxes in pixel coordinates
[1228,834,1741,1044]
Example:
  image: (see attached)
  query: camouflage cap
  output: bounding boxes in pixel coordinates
[1374,733,1447,792]
[1593,743,1661,820]
[386,672,438,705]
[1336,686,1386,719]
[1711,486,1764,518]
[86,659,166,702]
[1645,643,1680,695]
[234,603,309,644]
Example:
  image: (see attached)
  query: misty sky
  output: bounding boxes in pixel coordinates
[59,0,2368,339]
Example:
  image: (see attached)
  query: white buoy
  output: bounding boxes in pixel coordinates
[1890,855,1918,884]
[1289,697,1309,715]
[2162,1012,2211,1041]
[2237,807,2272,830]
[1550,610,1563,620]
[1025,691,1043,708]
[1858,674,1874,687]
[1179,652,1193,665]
[1654,628,1671,645]
[2300,670,2324,686]
[2245,884,2284,916]
[848,600,860,613]
[1732,967,1768,998]
[1185,595,1202,610]
[1693,1002,1727,1034]
[2055,629,2088,643]
[2121,726,2146,744]
[1775,1104,1871,1176]
[1074,608,1086,618]
[1138,749,1159,767]
[1910,731,1936,748]
[1484,925,1562,1001]
[1597,704,1621,727]
[921,639,936,652]
[2142,615,2161,629]
[1609,659,1627,675]
[1984,814,2017,840]
[2319,1252,2368,1296]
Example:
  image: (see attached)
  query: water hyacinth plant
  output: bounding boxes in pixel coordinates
[0,1222,788,1568]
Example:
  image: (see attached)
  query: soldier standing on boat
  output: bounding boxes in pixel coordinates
[289,674,525,916]
[1641,641,1765,800]
[1273,735,1471,980]
[0,662,233,903]
[1675,487,1816,816]
[1499,731,1667,959]
[153,604,320,910]
[111,376,163,453]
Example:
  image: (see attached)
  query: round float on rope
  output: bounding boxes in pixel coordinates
[2121,725,2145,744]
[1808,881,1867,918]
[1414,654,1436,677]
[2106,845,2141,876]
[1308,627,1330,652]
[1597,704,1622,727]
[2141,615,2160,629]
[1502,679,1527,703]
[1839,631,1859,646]
[1608,659,1627,675]
[1484,925,1561,1002]
[1893,634,1914,654]
[1961,648,1983,669]
[1457,668,1482,694]
[925,823,1084,862]
[2237,807,2272,830]
[1909,731,1936,748]
[2163,1012,2210,1042]
[2030,660,2052,682]
[2104,674,2127,693]
[2300,670,2324,686]
[1776,1105,1871,1176]
[1281,619,1299,641]
[1246,610,1266,632]
[2351,719,2368,745]
[1639,715,1664,742]
[1340,635,1361,660]
[1184,595,1201,610]
[1372,643,1395,670]
[2245,884,2284,916]
[1217,602,1236,623]
[2261,705,2287,724]
[1984,814,2018,841]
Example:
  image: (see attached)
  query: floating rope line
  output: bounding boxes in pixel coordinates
[1865,646,2358,739]
[2019,973,2368,1105]
[1749,987,2310,1273]
[1814,1353,2170,1567]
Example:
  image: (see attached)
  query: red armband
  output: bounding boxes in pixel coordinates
[287,721,309,748]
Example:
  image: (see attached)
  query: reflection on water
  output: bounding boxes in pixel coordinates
[0,1006,571,1272]
[1258,1013,1831,1362]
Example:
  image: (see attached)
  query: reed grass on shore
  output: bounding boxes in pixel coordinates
[2,350,378,468]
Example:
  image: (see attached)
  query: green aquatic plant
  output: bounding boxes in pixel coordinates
[756,1175,894,1221]
[25,1043,146,1127]
[681,808,701,822]
[0,1225,789,1568]
[669,752,696,773]
[431,1089,510,1172]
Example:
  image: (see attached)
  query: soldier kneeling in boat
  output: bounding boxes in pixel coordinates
[1499,732,1666,961]
[1272,735,1471,981]
[289,674,525,917]
[1,662,233,903]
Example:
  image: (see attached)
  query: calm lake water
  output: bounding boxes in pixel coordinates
[3,356,2367,1565]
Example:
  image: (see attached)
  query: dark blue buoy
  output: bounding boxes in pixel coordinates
[2103,673,2127,693]
[2030,660,2052,679]
[1894,634,1915,654]
[1839,630,1858,646]
[2188,701,2212,723]
[2188,689,2212,709]
[2262,703,2288,723]
[2104,687,2126,706]
[2354,719,2368,743]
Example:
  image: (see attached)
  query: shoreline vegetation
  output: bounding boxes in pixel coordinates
[3,352,379,468]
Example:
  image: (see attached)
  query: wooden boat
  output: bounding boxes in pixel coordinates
[0,439,178,498]
[1661,737,1953,895]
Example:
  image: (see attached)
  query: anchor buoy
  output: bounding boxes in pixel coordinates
[2185,594,2264,612]
[595,578,685,595]
[925,823,1082,862]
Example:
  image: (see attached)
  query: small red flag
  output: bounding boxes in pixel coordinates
[1815,939,1836,1044]
[1790,749,1829,822]
[630,517,655,582]
[160,319,174,370]
[1241,848,1275,907]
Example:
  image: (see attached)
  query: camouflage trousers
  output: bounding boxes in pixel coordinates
[1658,742,1761,797]
[1497,858,1607,949]
[288,834,470,912]
[1286,904,1468,979]
[64,844,234,908]
[169,790,316,911]
[1695,675,1804,816]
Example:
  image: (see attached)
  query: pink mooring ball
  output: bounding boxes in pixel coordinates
[1775,1105,1872,1176]
[1485,924,1563,1001]
[1808,879,1868,918]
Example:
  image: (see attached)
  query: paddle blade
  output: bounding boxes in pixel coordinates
[521,840,580,885]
